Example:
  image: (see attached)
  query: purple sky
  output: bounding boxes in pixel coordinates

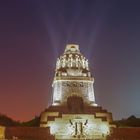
[0,0,140,121]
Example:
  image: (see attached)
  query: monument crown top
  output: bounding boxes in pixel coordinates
[65,44,79,53]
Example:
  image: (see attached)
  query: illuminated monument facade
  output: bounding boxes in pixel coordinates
[40,44,115,139]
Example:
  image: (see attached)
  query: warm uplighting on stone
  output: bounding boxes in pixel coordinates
[0,126,5,139]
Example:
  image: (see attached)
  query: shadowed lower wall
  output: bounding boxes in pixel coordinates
[108,127,140,140]
[5,127,54,140]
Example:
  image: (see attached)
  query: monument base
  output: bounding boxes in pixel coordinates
[40,96,115,140]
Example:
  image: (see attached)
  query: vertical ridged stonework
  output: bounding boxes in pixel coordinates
[52,44,96,106]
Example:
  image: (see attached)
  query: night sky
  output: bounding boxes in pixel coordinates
[0,0,140,121]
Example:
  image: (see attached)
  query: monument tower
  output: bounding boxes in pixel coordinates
[40,44,115,139]
[52,44,96,106]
